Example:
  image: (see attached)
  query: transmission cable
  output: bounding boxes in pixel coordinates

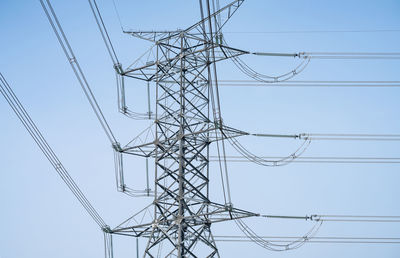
[40,0,117,145]
[224,130,312,167]
[249,132,400,141]
[303,52,400,60]
[42,0,152,198]
[251,51,400,60]
[223,29,400,34]
[221,128,400,167]
[312,215,400,222]
[233,213,323,251]
[206,0,233,206]
[0,72,108,230]
[307,133,400,141]
[221,37,311,83]
[111,0,124,31]
[88,0,121,70]
[216,79,400,88]
[214,235,400,244]
[103,231,114,258]
[89,0,154,120]
[210,155,400,164]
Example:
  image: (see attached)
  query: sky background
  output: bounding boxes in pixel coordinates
[1,0,400,257]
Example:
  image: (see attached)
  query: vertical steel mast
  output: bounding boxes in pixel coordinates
[110,1,257,257]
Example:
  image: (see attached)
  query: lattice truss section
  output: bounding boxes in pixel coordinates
[109,1,259,257]
[12,0,386,258]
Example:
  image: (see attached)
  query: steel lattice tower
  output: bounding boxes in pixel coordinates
[110,0,257,257]
[4,1,397,257]
[2,1,397,258]
[7,0,394,257]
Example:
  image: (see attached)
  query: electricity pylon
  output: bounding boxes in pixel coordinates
[109,0,258,257]
[7,0,397,257]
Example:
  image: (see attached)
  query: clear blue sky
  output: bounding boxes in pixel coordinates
[1,0,400,257]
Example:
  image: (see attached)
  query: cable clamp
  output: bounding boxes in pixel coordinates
[309,214,320,221]
[113,63,123,74]
[298,52,306,58]
[224,203,233,211]
[214,118,223,129]
[298,133,307,140]
[102,225,112,233]
[68,57,76,64]
[55,162,62,170]
[112,142,122,152]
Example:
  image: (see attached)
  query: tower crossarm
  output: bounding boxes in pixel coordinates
[123,0,244,44]
[185,0,245,38]
[122,42,248,82]
[124,30,182,43]
[120,123,248,157]
[111,202,258,238]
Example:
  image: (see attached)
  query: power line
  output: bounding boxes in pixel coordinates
[307,52,400,56]
[88,0,121,68]
[223,40,400,85]
[219,130,400,168]
[219,80,400,83]
[40,0,149,227]
[214,234,400,244]
[259,214,400,221]
[89,0,152,120]
[223,29,400,34]
[111,0,124,31]
[40,0,117,145]
[313,215,400,222]
[24,0,400,256]
[307,133,400,141]
[219,84,400,88]
[216,80,400,88]
[214,238,400,244]
[252,51,400,60]
[233,213,323,251]
[250,132,400,141]
[210,156,400,164]
[0,72,108,230]
[215,236,400,240]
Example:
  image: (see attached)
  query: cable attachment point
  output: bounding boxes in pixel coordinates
[113,63,123,74]
[102,225,112,233]
[309,214,320,221]
[55,162,62,170]
[68,57,76,64]
[112,142,122,152]
[215,32,223,45]
[224,202,233,211]
[297,52,306,59]
[214,118,223,129]
[298,133,309,140]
